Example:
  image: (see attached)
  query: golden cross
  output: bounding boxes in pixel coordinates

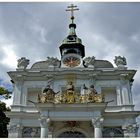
[66,4,79,23]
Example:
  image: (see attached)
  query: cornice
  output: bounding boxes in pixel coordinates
[104,111,140,118]
[7,67,136,82]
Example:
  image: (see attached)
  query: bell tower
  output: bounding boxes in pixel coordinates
[59,4,85,68]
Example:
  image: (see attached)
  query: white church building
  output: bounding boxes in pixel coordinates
[6,4,140,138]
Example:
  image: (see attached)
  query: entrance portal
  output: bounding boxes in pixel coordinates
[58,131,86,138]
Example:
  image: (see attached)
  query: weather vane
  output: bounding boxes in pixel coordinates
[66,4,79,23]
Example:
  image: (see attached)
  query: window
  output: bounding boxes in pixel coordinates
[22,127,40,138]
[102,127,124,137]
[58,131,86,138]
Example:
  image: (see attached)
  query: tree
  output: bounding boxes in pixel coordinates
[0,87,12,100]
[0,87,11,138]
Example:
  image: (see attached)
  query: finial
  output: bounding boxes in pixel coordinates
[66,4,79,24]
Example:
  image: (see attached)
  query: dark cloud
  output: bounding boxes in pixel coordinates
[77,3,140,68]
[0,3,68,63]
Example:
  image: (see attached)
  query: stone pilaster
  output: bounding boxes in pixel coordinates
[13,80,23,105]
[116,86,122,105]
[7,124,23,138]
[122,124,138,137]
[120,74,130,105]
[92,117,104,138]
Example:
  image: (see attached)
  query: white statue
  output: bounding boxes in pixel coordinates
[114,56,127,68]
[46,57,60,67]
[17,57,29,70]
[83,56,95,68]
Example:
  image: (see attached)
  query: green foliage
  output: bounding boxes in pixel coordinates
[0,102,10,138]
[0,87,11,137]
[0,87,12,100]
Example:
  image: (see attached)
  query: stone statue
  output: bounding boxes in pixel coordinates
[38,85,56,103]
[64,82,77,103]
[38,83,104,104]
[66,81,75,91]
[88,85,98,94]
[83,84,97,95]
[80,95,87,103]
[83,56,95,68]
[17,57,29,70]
[94,94,103,102]
[46,57,60,67]
[114,56,127,68]
[87,85,98,103]
[82,84,98,103]
[55,94,63,103]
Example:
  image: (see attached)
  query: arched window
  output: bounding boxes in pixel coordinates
[102,127,124,137]
[58,131,86,138]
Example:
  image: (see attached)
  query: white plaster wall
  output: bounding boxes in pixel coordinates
[22,119,40,127]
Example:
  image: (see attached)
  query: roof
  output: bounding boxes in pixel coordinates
[30,59,114,69]
[94,60,114,68]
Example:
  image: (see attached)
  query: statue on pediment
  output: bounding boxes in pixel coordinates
[114,56,127,68]
[83,56,95,68]
[46,57,60,67]
[17,57,29,70]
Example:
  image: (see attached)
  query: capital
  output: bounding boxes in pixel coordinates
[92,117,104,128]
[39,117,51,128]
[7,124,23,133]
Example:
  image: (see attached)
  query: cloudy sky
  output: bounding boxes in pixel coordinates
[0,2,140,135]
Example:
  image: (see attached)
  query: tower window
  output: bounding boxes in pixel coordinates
[66,49,77,54]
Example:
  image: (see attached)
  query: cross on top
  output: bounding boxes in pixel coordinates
[66,4,79,23]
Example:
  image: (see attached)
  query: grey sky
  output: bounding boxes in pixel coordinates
[0,2,140,136]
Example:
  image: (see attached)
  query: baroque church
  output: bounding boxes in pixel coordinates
[6,4,140,138]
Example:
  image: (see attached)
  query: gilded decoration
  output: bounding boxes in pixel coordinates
[38,83,104,104]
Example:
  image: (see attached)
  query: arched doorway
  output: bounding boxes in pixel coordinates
[58,131,86,138]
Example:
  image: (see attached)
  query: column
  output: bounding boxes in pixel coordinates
[92,117,104,138]
[39,117,50,138]
[7,124,23,138]
[122,124,138,137]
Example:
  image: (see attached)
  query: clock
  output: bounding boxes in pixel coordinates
[63,56,81,67]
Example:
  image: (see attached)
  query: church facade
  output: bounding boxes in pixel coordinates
[6,4,140,138]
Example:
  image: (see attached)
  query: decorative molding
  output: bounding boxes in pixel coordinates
[22,127,40,138]
[102,127,124,137]
[7,124,23,133]
[122,124,138,134]
[38,82,104,104]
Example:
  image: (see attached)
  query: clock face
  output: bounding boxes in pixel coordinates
[63,56,80,67]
